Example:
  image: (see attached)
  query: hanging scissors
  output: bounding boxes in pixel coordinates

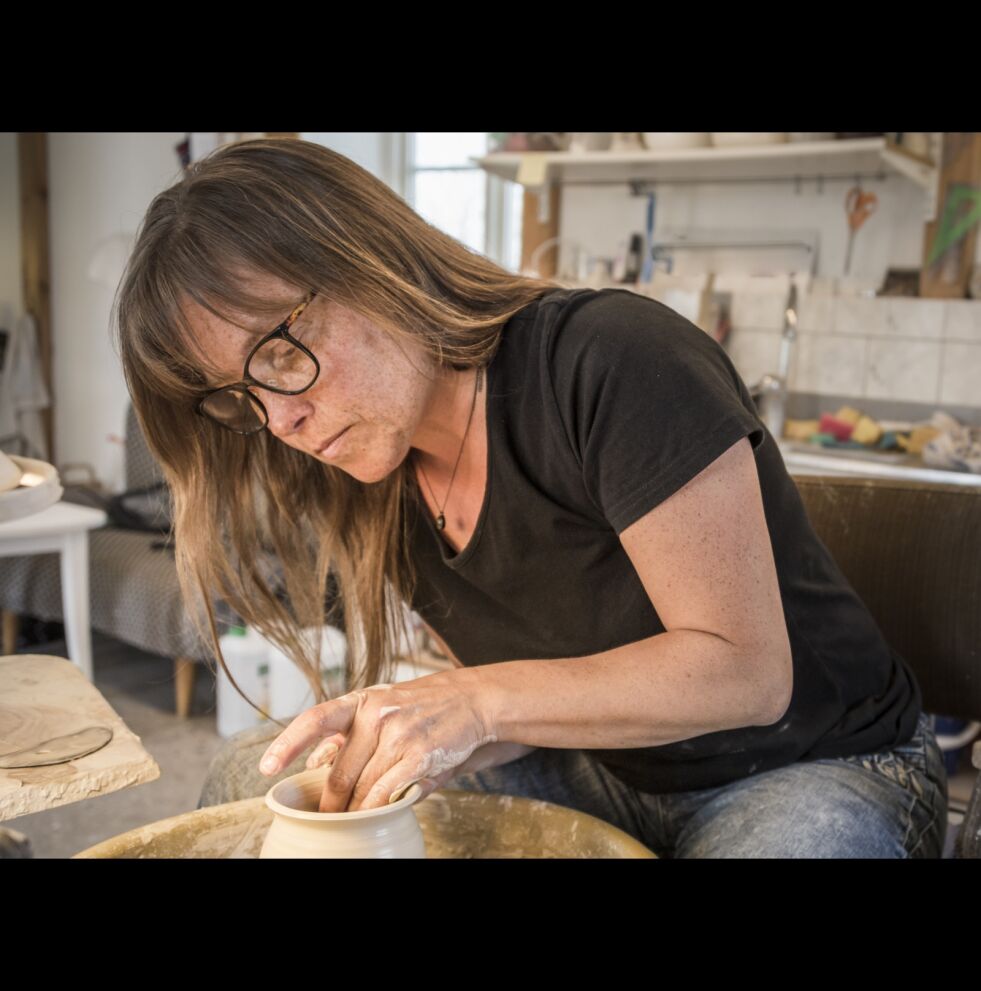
[843,186,878,275]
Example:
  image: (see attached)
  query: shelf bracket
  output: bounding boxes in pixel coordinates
[528,181,553,225]
[881,136,941,221]
[515,153,552,224]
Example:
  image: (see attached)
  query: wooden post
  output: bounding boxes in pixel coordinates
[174,656,196,719]
[520,183,562,278]
[17,134,53,461]
[920,132,981,299]
[2,610,19,656]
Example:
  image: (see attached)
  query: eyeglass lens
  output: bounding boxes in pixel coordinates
[248,338,318,392]
[200,337,319,432]
[200,387,268,433]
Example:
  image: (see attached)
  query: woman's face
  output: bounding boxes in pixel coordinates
[180,273,441,484]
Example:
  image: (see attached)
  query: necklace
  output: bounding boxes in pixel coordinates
[415,366,482,532]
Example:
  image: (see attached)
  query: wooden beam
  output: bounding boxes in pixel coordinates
[174,657,197,719]
[520,184,562,278]
[17,134,53,461]
[920,132,981,298]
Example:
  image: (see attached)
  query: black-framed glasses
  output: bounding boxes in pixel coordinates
[195,291,319,435]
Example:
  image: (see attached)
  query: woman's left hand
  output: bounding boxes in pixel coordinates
[257,671,498,812]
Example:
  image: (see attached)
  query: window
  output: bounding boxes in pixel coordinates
[302,133,524,272]
[405,133,524,272]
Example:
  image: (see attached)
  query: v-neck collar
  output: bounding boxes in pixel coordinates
[413,358,495,570]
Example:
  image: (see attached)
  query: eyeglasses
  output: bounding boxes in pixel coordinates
[195,291,319,434]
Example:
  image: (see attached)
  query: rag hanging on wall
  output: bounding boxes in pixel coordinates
[0,303,50,462]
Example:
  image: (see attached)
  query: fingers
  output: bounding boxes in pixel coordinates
[317,699,387,812]
[259,693,360,775]
[353,758,450,811]
[305,733,346,770]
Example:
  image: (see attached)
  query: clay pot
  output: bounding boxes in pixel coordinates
[259,767,427,858]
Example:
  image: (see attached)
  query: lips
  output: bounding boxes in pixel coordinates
[316,426,349,456]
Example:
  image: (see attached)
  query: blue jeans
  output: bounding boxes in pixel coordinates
[448,711,949,858]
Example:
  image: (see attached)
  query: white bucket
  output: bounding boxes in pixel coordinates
[215,626,273,739]
[267,625,348,721]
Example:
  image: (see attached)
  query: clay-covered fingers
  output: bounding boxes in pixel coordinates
[351,760,461,811]
[305,733,346,770]
[258,694,360,776]
[316,699,394,812]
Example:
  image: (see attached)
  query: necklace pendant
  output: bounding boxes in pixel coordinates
[435,513,446,531]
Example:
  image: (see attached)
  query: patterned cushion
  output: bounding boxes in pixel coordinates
[0,527,235,660]
[125,405,165,491]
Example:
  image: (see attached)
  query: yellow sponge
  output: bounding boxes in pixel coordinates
[904,426,940,455]
[851,415,882,445]
[784,418,821,440]
[834,405,864,426]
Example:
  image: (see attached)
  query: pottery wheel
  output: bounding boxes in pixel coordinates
[74,789,656,858]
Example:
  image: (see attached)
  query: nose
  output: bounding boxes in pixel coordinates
[260,391,314,438]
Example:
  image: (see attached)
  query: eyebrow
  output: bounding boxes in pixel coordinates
[199,351,245,391]
[192,297,304,390]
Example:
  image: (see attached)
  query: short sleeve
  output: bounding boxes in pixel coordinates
[544,289,766,535]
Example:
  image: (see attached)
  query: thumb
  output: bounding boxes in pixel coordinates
[388,776,442,804]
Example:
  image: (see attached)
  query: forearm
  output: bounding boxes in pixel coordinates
[454,630,788,750]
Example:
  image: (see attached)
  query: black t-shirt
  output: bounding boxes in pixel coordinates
[405,287,922,793]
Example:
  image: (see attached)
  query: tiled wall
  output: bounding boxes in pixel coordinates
[725,296,981,413]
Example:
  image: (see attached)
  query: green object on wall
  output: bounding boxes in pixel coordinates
[927,184,981,266]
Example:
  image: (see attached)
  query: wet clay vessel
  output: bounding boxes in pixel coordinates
[259,767,426,858]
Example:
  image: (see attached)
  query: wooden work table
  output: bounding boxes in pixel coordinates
[0,653,160,822]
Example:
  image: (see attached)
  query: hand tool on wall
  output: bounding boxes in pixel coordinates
[843,186,878,276]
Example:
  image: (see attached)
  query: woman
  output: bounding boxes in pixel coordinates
[114,137,948,857]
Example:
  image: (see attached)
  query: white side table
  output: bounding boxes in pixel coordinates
[0,502,107,680]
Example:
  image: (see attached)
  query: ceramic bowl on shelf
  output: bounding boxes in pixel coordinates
[566,133,613,153]
[641,133,711,150]
[609,132,646,152]
[710,133,788,147]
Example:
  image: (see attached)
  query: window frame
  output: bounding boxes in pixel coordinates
[401,132,521,270]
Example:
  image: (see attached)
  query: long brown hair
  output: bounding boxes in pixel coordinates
[112,137,559,721]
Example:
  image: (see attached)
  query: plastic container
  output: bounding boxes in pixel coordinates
[267,625,348,721]
[216,625,272,739]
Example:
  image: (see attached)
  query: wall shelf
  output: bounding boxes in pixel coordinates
[473,137,940,225]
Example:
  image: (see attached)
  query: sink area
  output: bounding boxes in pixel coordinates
[776,439,981,487]
[780,440,914,465]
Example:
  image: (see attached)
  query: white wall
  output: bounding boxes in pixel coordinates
[48,133,185,489]
[559,177,979,287]
[0,133,23,317]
